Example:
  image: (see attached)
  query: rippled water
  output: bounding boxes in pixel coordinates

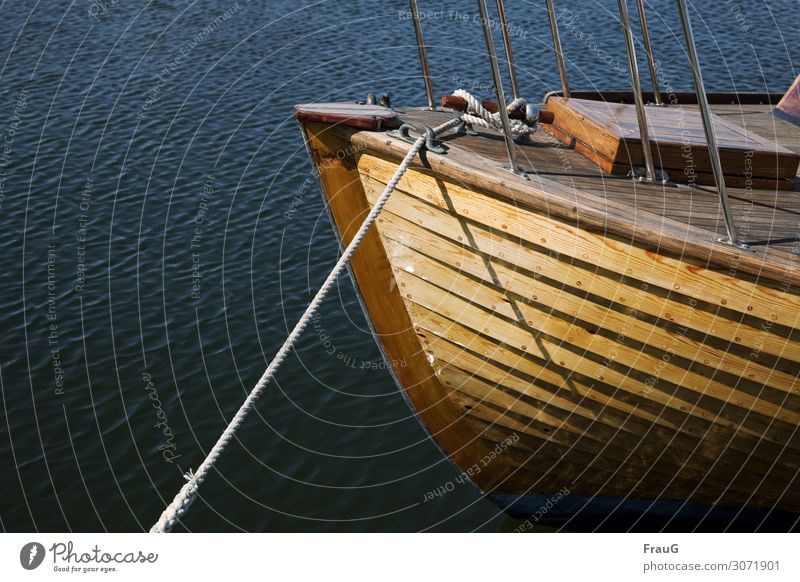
[0,0,796,532]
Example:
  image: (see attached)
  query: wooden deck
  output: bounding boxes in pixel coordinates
[544,97,800,189]
[350,100,800,283]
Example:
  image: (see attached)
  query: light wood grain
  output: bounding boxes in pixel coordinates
[359,153,800,330]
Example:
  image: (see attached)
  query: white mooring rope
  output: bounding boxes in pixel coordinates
[454,88,538,136]
[150,116,461,533]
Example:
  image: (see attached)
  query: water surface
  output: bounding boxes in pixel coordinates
[0,0,796,531]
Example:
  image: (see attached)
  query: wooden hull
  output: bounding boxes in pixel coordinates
[300,119,800,531]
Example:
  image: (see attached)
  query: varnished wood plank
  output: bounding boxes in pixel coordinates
[410,300,800,480]
[544,97,800,185]
[388,256,800,447]
[373,205,800,364]
[391,248,800,437]
[359,153,800,330]
[436,354,799,496]
[436,365,744,491]
[371,206,800,396]
[294,102,398,130]
[350,118,800,286]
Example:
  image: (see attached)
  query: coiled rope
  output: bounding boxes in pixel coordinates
[150,116,461,533]
[454,88,538,136]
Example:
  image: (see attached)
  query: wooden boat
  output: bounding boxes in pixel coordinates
[295,3,800,531]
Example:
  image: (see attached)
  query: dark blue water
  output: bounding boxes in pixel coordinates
[0,0,796,532]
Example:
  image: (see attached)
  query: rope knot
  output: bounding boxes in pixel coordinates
[454,89,538,137]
